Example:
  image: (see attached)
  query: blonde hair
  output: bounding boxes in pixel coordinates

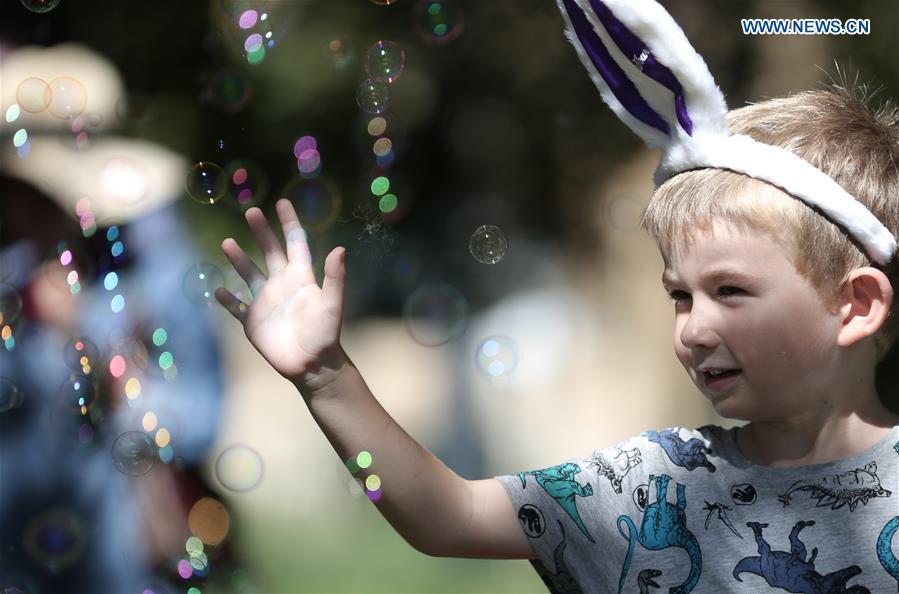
[641,82,899,362]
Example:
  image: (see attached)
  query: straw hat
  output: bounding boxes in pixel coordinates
[0,43,187,225]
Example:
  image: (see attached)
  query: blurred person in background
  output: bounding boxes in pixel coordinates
[0,44,233,594]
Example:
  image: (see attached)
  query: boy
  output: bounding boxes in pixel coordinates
[214,1,899,591]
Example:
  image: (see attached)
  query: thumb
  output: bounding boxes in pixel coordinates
[321,246,346,313]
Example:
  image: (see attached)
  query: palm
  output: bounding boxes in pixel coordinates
[243,264,339,377]
[216,200,346,383]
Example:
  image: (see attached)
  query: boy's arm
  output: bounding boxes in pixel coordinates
[216,200,534,560]
[302,354,536,559]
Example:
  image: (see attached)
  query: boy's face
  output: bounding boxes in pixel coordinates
[661,220,844,422]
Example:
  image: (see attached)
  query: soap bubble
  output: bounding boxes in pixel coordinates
[475,335,518,378]
[366,41,405,83]
[182,262,225,307]
[605,194,645,231]
[20,0,61,12]
[204,68,252,113]
[325,36,355,71]
[111,431,157,476]
[413,0,464,45]
[16,77,50,113]
[225,159,268,210]
[215,445,264,492]
[356,78,391,114]
[45,77,87,119]
[185,161,228,205]
[469,225,508,264]
[403,283,468,346]
[23,508,87,573]
[0,283,23,325]
[188,496,231,546]
[58,374,98,415]
[280,176,342,233]
[63,336,99,374]
[0,377,24,413]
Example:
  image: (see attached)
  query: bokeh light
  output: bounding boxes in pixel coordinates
[366,40,405,83]
[16,77,50,113]
[403,283,468,346]
[215,445,264,492]
[280,176,342,233]
[475,335,519,379]
[20,0,61,13]
[142,411,158,432]
[182,262,225,307]
[111,431,157,476]
[45,77,88,119]
[369,0,400,4]
[0,283,23,325]
[23,508,86,572]
[155,428,171,448]
[356,78,391,114]
[63,336,99,374]
[188,497,231,546]
[413,0,464,44]
[469,224,509,264]
[0,377,24,413]
[185,161,228,205]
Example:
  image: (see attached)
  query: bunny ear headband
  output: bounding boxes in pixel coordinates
[557,0,897,267]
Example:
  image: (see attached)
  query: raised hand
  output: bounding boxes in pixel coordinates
[215,199,347,387]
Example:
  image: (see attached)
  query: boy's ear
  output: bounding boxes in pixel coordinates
[836,267,894,348]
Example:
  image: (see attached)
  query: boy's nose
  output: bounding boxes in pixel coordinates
[679,308,721,350]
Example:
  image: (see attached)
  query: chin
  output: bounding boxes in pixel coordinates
[705,395,752,421]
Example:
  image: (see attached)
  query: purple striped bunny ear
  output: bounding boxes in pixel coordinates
[557,0,728,149]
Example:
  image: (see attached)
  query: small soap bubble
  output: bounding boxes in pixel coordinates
[366,41,405,83]
[469,225,509,265]
[292,135,317,159]
[20,0,61,13]
[6,103,22,123]
[356,78,391,114]
[13,129,28,148]
[215,445,264,492]
[63,336,99,373]
[280,176,341,233]
[369,0,399,4]
[111,431,157,476]
[413,0,464,44]
[605,194,645,231]
[475,335,518,378]
[58,374,97,415]
[45,77,87,119]
[188,497,231,546]
[185,162,228,205]
[182,263,225,307]
[225,159,268,210]
[0,283,23,325]
[205,68,252,114]
[0,377,24,413]
[403,283,468,346]
[22,508,86,573]
[16,77,50,113]
[325,36,355,71]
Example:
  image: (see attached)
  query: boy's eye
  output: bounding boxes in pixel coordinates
[666,286,744,302]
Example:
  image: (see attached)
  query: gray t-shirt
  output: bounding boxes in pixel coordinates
[494,424,899,593]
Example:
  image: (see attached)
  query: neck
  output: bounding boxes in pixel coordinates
[736,402,899,468]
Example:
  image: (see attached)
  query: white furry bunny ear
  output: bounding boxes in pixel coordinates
[556,0,897,267]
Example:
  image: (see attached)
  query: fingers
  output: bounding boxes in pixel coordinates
[214,287,249,322]
[246,207,288,276]
[276,198,313,262]
[321,246,346,316]
[221,238,267,297]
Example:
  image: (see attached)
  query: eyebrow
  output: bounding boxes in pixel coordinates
[661,268,758,288]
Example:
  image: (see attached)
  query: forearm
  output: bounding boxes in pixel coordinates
[296,347,472,557]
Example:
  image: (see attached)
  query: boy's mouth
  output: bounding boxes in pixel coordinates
[701,369,742,389]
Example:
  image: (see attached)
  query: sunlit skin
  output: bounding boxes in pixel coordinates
[661,220,898,468]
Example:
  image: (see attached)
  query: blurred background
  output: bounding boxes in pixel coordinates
[0,0,896,592]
